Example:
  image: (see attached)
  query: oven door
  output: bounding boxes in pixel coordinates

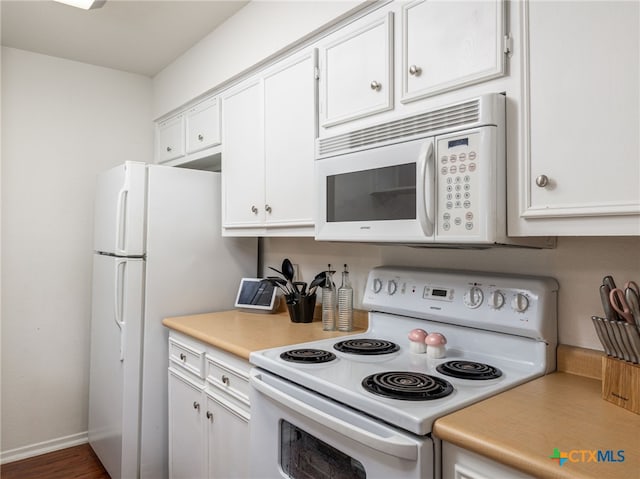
[315,137,436,243]
[249,369,434,479]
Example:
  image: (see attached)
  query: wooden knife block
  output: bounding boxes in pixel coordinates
[602,356,640,414]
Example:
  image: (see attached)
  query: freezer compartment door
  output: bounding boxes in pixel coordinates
[94,161,146,256]
[89,254,144,479]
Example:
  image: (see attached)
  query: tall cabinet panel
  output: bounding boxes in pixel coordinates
[263,50,317,227]
[516,0,640,235]
[221,79,265,228]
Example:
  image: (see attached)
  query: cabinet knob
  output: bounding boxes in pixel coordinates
[265,204,272,213]
[206,411,213,421]
[409,65,422,76]
[166,146,172,152]
[370,81,382,91]
[221,375,230,385]
[193,401,200,410]
[535,175,550,188]
[197,134,204,141]
[251,205,258,214]
[179,353,186,361]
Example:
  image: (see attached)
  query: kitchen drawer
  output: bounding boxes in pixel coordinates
[205,353,250,407]
[169,337,205,379]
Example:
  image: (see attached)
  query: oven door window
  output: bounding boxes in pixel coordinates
[326,163,416,222]
[280,420,366,479]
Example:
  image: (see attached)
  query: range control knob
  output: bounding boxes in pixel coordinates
[511,293,530,313]
[488,290,505,310]
[372,278,383,294]
[463,286,484,309]
[387,280,398,295]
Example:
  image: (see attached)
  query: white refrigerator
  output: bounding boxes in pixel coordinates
[88,162,256,479]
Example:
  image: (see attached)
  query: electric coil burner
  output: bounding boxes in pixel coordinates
[436,360,503,380]
[280,349,336,364]
[362,371,454,401]
[334,338,399,355]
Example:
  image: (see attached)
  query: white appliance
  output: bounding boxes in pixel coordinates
[88,162,256,479]
[249,266,558,479]
[315,93,552,247]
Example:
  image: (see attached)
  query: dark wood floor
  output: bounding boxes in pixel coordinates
[1,443,110,479]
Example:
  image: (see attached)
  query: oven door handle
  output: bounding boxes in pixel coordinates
[250,373,419,461]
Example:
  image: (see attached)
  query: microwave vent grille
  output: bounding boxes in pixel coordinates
[319,98,480,156]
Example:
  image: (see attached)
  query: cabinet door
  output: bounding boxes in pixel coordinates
[401,0,505,103]
[168,370,205,479]
[157,115,185,163]
[221,78,265,228]
[320,12,393,128]
[206,393,250,479]
[263,50,317,229]
[186,96,221,154]
[521,1,640,232]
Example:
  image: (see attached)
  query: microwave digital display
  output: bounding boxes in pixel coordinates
[448,138,469,148]
[326,163,416,222]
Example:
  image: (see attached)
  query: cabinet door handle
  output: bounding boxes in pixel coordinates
[251,205,258,214]
[179,353,186,361]
[206,411,213,421]
[265,204,272,213]
[535,175,550,188]
[197,134,204,141]
[166,146,172,152]
[370,81,382,91]
[409,65,422,76]
[193,401,200,410]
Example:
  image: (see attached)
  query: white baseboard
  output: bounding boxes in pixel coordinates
[1,431,89,465]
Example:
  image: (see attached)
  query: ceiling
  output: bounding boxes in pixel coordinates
[0,0,250,77]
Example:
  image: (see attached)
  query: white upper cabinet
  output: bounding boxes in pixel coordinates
[263,50,317,228]
[156,95,222,168]
[221,48,317,236]
[400,0,505,104]
[186,96,221,154]
[157,114,185,163]
[319,12,394,128]
[515,0,640,235]
[221,78,265,228]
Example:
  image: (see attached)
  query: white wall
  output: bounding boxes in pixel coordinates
[1,47,152,456]
[152,0,366,118]
[264,236,640,350]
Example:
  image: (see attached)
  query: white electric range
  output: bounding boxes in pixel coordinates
[249,266,558,479]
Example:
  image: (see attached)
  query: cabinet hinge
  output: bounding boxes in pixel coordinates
[503,33,513,55]
[314,66,320,80]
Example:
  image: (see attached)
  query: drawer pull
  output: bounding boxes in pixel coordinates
[206,411,213,421]
[193,401,200,410]
[198,134,204,141]
[222,375,230,385]
[179,353,186,361]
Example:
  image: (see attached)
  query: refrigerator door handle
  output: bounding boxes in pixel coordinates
[114,259,126,361]
[115,187,128,256]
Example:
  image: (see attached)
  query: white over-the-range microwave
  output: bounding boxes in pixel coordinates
[315,93,554,248]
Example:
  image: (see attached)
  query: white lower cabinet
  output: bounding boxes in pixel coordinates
[442,442,534,479]
[168,369,206,479]
[168,332,250,479]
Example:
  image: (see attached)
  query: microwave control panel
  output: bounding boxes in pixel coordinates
[434,127,499,242]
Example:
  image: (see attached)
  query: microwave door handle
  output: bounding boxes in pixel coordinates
[416,140,435,237]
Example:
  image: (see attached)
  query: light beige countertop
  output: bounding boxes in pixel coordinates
[433,346,640,479]
[162,309,367,360]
